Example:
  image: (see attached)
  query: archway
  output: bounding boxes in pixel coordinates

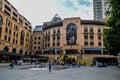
[12,48,16,53]
[3,46,9,52]
[19,50,23,55]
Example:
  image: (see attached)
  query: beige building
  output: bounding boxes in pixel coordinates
[32,25,43,54]
[33,14,106,56]
[0,0,32,60]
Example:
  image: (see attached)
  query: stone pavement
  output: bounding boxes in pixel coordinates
[0,66,120,80]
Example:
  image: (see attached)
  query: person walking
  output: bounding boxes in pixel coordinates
[48,60,52,72]
[9,60,14,69]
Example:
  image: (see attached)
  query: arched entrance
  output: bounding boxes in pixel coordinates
[3,46,9,52]
[19,50,23,55]
[12,48,16,53]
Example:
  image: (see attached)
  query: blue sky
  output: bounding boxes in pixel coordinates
[8,0,93,27]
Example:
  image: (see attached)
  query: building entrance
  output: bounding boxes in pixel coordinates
[65,49,78,54]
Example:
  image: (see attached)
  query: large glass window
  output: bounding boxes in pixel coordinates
[20,30,25,45]
[0,15,3,27]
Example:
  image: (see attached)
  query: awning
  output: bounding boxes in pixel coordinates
[84,48,101,51]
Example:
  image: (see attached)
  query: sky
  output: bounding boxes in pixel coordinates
[8,0,93,28]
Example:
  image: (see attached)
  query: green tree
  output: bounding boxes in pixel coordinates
[104,0,120,56]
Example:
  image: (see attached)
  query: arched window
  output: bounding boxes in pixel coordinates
[20,30,25,45]
[66,23,77,45]
[0,15,3,27]
[0,15,3,38]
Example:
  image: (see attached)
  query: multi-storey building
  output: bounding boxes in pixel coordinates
[93,0,110,21]
[32,14,107,61]
[32,25,43,54]
[0,0,32,61]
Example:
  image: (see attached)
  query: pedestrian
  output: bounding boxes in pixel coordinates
[9,60,14,69]
[48,60,52,72]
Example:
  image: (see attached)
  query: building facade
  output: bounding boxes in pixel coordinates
[32,25,43,54]
[33,15,106,57]
[0,0,32,61]
[93,0,110,21]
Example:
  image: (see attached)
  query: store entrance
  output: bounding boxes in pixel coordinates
[65,49,78,54]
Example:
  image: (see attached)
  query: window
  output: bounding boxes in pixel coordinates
[90,35,94,40]
[84,35,88,40]
[84,42,88,46]
[9,30,11,35]
[90,27,93,32]
[13,32,15,37]
[5,5,11,12]
[8,37,10,42]
[53,36,55,40]
[13,39,15,43]
[98,35,101,40]
[84,26,88,33]
[34,47,36,50]
[38,37,40,40]
[6,19,12,27]
[4,35,7,41]
[20,30,25,45]
[53,43,55,46]
[34,37,37,40]
[34,42,36,44]
[90,42,94,46]
[98,28,101,33]
[0,15,3,27]
[14,25,18,30]
[57,36,60,40]
[16,33,18,38]
[53,30,56,34]
[38,42,40,44]
[57,42,60,46]
[98,42,102,46]
[48,43,50,47]
[57,29,60,33]
[5,28,8,33]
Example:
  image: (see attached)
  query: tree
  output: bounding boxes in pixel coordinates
[104,0,120,56]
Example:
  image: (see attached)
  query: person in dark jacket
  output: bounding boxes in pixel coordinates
[48,60,52,72]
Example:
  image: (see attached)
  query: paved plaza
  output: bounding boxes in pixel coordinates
[0,65,120,80]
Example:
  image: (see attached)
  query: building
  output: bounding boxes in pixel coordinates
[32,14,107,60]
[0,0,32,61]
[32,25,43,54]
[93,0,110,21]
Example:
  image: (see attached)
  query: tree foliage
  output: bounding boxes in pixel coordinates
[104,0,120,56]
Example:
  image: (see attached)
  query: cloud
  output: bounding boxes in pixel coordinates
[56,0,93,19]
[8,0,93,28]
[58,0,92,11]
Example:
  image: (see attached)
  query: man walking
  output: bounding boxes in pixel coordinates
[48,60,52,72]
